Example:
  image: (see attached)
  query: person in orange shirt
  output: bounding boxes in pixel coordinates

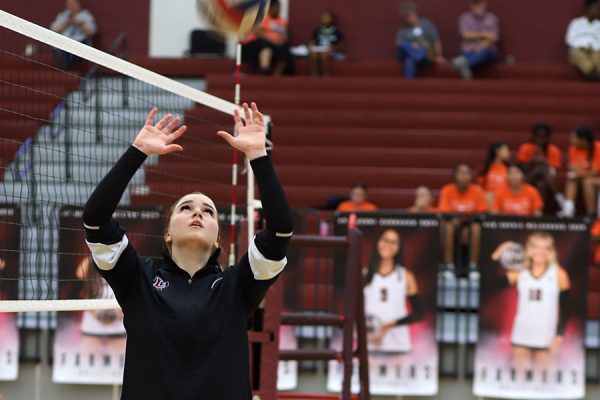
[492,164,544,216]
[478,142,510,207]
[336,182,378,212]
[408,186,437,213]
[517,123,563,214]
[439,164,488,272]
[561,125,600,217]
[591,219,600,265]
[242,0,292,75]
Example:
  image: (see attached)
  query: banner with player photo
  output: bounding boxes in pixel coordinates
[0,204,21,380]
[53,206,163,384]
[474,217,588,399]
[327,212,440,396]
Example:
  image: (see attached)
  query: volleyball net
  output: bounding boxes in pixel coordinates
[0,10,257,326]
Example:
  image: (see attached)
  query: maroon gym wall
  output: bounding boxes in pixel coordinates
[2,0,150,55]
[2,1,586,62]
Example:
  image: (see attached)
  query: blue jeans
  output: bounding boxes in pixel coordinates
[397,40,428,79]
[461,47,498,68]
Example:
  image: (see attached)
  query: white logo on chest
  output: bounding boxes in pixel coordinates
[152,276,170,291]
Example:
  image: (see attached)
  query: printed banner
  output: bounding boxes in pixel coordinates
[0,204,20,380]
[474,217,588,399]
[327,212,440,396]
[53,207,163,384]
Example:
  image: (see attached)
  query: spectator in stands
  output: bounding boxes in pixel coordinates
[517,123,564,213]
[565,0,600,80]
[396,2,446,79]
[591,219,600,264]
[50,0,97,70]
[561,125,600,217]
[492,164,544,216]
[452,0,500,80]
[242,0,292,76]
[337,182,378,212]
[309,11,344,77]
[408,186,437,213]
[439,164,488,272]
[478,142,510,207]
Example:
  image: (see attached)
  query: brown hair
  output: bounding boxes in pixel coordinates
[163,192,220,256]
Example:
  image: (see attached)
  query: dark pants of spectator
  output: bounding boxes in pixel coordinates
[397,40,430,79]
[461,47,498,69]
[53,39,90,70]
[242,39,293,75]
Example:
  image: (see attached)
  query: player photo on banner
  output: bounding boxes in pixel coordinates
[327,212,440,396]
[0,204,21,380]
[474,217,588,399]
[53,206,163,384]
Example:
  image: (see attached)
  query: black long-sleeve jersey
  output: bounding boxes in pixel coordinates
[82,146,293,400]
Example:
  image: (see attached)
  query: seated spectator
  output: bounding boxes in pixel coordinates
[337,182,378,212]
[492,164,544,216]
[50,0,97,70]
[565,0,600,80]
[477,142,510,207]
[242,0,292,76]
[310,11,344,77]
[408,186,437,212]
[561,125,600,217]
[396,2,446,79]
[439,164,488,271]
[517,123,564,213]
[452,0,500,80]
[591,219,600,264]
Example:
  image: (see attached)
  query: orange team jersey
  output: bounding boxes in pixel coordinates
[492,184,543,216]
[336,201,378,212]
[243,15,287,44]
[517,142,562,169]
[568,141,600,172]
[478,163,508,193]
[438,183,488,213]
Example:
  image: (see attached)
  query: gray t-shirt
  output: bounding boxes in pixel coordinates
[51,9,97,43]
[396,17,440,50]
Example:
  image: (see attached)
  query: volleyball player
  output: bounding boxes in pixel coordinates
[364,229,424,352]
[491,233,571,371]
[82,102,293,399]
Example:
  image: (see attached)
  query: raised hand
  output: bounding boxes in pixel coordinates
[217,102,268,160]
[132,108,187,156]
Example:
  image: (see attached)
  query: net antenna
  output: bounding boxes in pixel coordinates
[0,10,262,313]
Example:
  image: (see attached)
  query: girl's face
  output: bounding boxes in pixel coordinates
[507,166,524,187]
[570,132,588,148]
[321,12,334,26]
[497,145,510,161]
[527,236,553,266]
[165,193,219,252]
[377,230,400,261]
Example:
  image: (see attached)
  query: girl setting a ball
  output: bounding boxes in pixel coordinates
[82,102,293,400]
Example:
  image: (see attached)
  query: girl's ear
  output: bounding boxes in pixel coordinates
[164,232,171,243]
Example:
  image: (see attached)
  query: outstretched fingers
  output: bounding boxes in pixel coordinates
[233,109,244,129]
[242,103,252,124]
[155,114,173,130]
[145,107,158,126]
[216,130,235,146]
[250,102,264,125]
[162,116,181,134]
[167,125,187,143]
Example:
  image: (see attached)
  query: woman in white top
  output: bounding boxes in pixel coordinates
[492,232,571,371]
[565,1,600,80]
[364,229,424,353]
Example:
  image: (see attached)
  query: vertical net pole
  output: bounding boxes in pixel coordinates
[228,41,243,267]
